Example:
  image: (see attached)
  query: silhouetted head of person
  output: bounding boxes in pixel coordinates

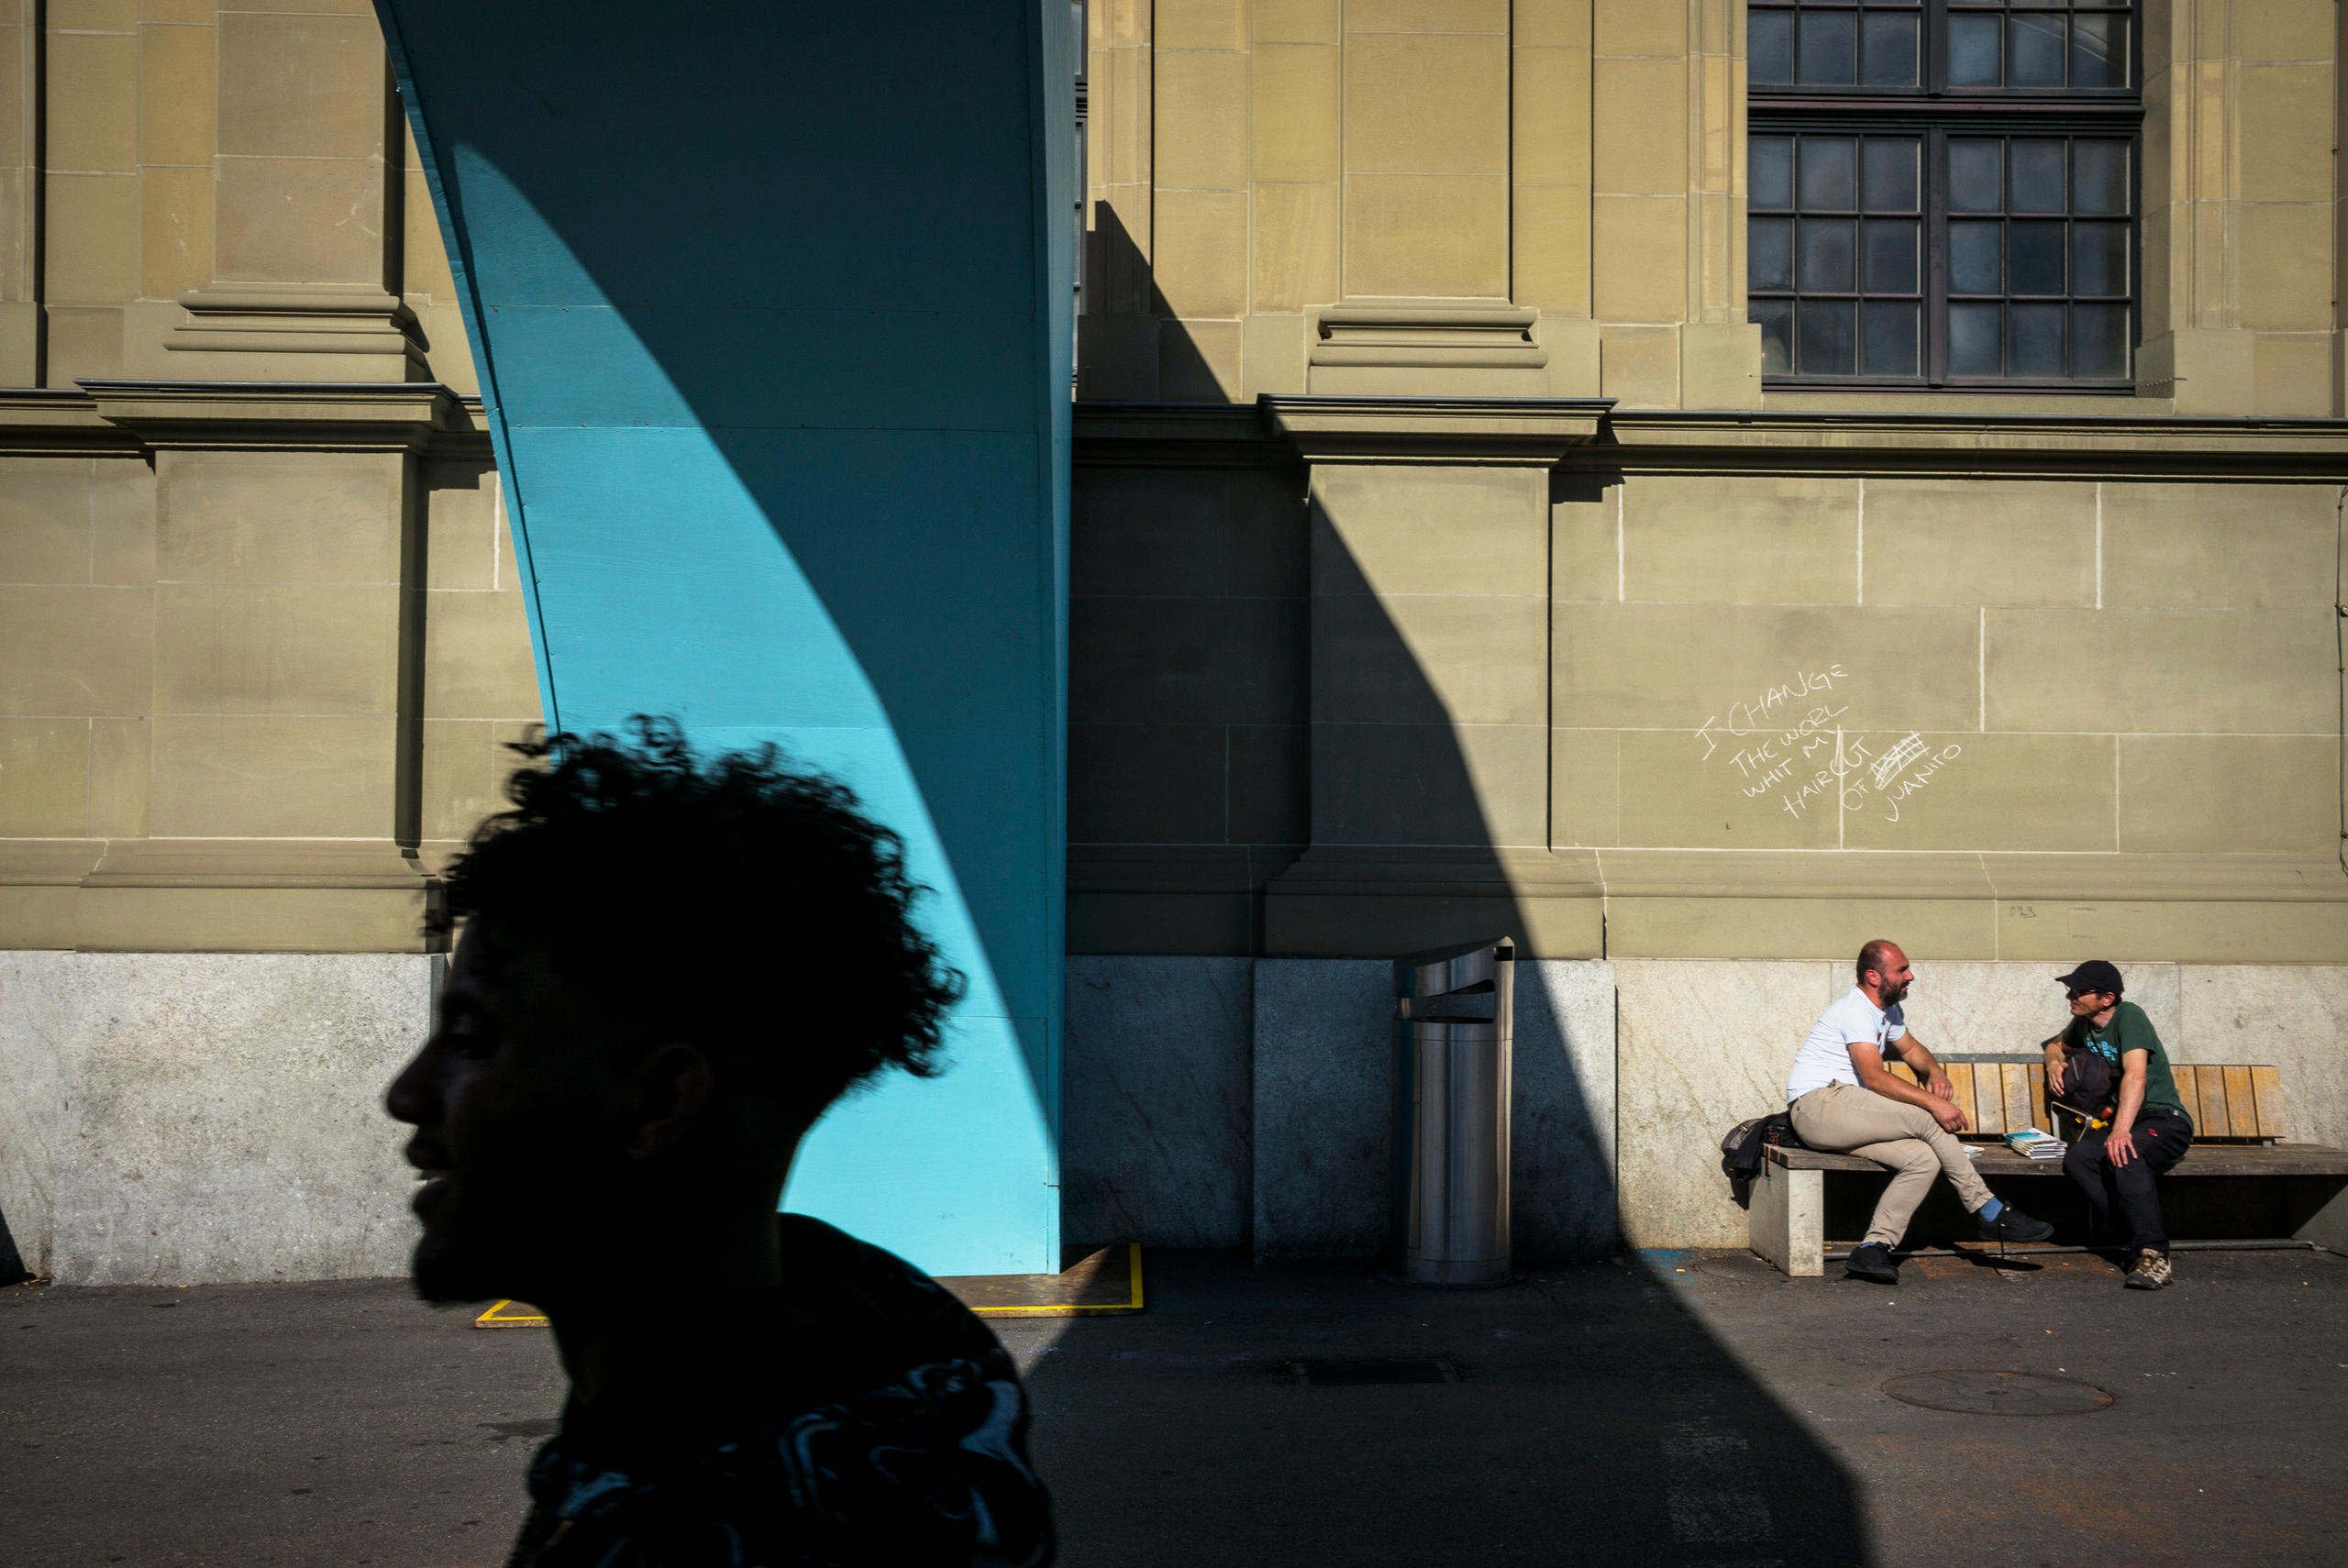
[386,718,959,1309]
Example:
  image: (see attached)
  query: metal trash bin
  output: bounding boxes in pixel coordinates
[1391,938,1514,1286]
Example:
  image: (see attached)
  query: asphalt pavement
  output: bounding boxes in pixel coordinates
[6,1244,2344,1566]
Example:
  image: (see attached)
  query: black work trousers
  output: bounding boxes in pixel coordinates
[2061,1108,2192,1255]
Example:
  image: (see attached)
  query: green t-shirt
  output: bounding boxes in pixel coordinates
[2061,1000,2191,1125]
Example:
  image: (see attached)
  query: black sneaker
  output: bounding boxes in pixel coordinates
[1975,1205,2054,1244]
[1844,1242,1899,1285]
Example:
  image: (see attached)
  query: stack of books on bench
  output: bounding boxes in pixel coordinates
[2002,1127,2066,1161]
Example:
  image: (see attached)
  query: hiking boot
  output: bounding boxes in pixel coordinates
[1844,1242,1899,1285]
[1974,1205,2054,1244]
[2124,1249,2173,1290]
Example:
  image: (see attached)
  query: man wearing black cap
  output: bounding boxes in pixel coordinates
[2043,960,2195,1290]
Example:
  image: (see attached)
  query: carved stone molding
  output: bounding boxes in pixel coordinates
[1309,303,1545,371]
[78,379,463,453]
[165,283,429,383]
[1258,393,1615,465]
[1069,399,2348,480]
[81,839,433,890]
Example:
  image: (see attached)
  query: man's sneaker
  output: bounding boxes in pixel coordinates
[1974,1205,2054,1244]
[2124,1249,2173,1290]
[1844,1242,1899,1285]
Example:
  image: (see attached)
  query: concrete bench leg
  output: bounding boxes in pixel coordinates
[2289,1176,2348,1255]
[1751,1158,1824,1277]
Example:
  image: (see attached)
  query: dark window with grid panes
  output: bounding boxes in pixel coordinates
[1748,1,2139,389]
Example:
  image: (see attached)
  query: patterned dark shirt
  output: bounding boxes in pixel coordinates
[2060,999,2191,1125]
[504,1216,1054,1568]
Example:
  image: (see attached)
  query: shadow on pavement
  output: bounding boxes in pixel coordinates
[1012,1249,1869,1568]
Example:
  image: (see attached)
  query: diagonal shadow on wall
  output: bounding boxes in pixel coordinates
[1054,229,1872,1561]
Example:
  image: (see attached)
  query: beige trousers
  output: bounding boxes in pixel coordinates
[1789,1080,1994,1248]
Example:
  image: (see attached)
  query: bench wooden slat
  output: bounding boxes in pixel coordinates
[1845,1059,2283,1139]
[2000,1064,2032,1133]
[2222,1066,2259,1138]
[1945,1062,1975,1127]
[2195,1066,2228,1134]
[1975,1067,2007,1135]
[2251,1066,2286,1139]
[2196,1066,2224,1132]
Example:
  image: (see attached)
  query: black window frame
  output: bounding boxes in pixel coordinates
[1749,0,2144,393]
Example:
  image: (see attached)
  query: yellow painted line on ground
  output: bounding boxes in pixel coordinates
[473,1298,549,1329]
[469,1245,1146,1326]
[966,1242,1146,1318]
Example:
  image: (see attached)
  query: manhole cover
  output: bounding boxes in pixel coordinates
[1883,1371,2112,1416]
[1283,1357,1458,1386]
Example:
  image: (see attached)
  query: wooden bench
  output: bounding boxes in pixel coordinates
[1751,1065,2348,1275]
[1882,1059,2289,1142]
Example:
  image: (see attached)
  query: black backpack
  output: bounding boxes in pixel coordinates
[2050,1046,2116,1137]
[1720,1111,1800,1183]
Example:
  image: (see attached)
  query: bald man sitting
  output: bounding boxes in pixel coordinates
[1786,941,2054,1285]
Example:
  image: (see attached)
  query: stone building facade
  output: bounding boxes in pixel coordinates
[5,0,2347,1279]
[0,0,533,1283]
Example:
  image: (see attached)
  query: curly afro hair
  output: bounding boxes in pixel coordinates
[432,716,960,1114]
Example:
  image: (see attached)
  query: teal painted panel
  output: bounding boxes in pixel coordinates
[379,1,1071,1275]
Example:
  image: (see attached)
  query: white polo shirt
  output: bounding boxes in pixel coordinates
[1787,986,1905,1101]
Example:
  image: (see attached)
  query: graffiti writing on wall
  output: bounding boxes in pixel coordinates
[1693,663,1962,825]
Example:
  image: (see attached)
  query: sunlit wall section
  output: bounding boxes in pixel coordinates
[375,0,1072,1275]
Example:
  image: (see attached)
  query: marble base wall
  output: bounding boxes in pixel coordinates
[1899,962,2182,1061]
[1248,957,1619,1262]
[2174,966,2348,1152]
[1617,960,1839,1251]
[1062,956,1254,1249]
[1250,958,1397,1258]
[6,949,2335,1282]
[1507,961,1620,1260]
[0,952,437,1286]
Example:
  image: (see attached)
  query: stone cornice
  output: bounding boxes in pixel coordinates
[0,389,146,454]
[1260,393,1615,464]
[1589,849,2348,904]
[1071,402,1291,468]
[0,837,437,890]
[1586,408,2348,480]
[1074,399,2348,479]
[1073,843,2348,906]
[79,380,465,452]
[82,838,436,890]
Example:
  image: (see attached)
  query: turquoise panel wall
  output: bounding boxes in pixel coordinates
[376,2,1072,1275]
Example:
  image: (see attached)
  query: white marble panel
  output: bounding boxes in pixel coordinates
[1513,959,1618,1261]
[1899,961,2180,1059]
[1616,959,1838,1249]
[0,953,71,1277]
[1,952,437,1286]
[1251,958,1396,1257]
[1061,956,1254,1249]
[2176,966,2348,1149]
